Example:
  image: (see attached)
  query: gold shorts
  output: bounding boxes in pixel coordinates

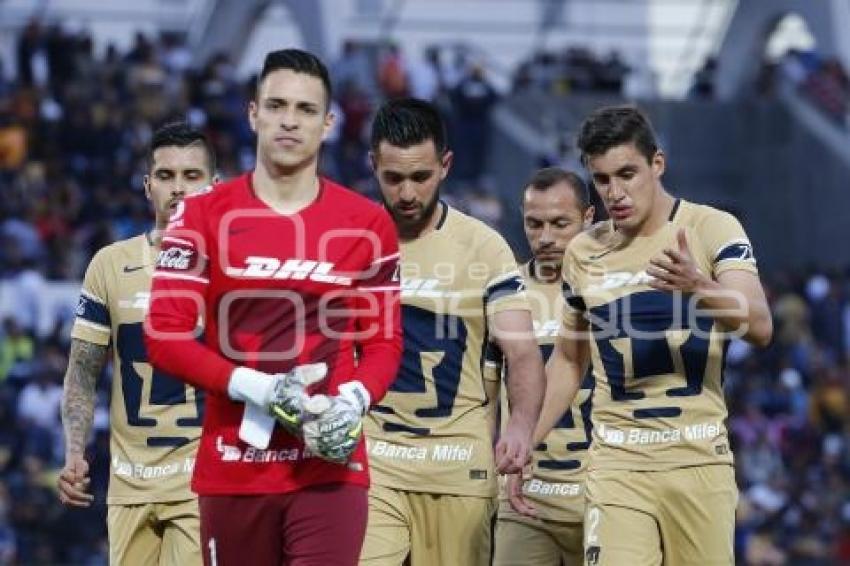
[107,499,201,566]
[360,484,496,566]
[583,465,737,566]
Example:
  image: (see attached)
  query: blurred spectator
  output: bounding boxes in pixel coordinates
[16,368,62,431]
[0,319,34,383]
[512,46,631,96]
[451,64,498,183]
[408,46,442,102]
[377,43,409,99]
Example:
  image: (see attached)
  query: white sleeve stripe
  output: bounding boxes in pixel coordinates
[153,272,210,284]
[80,289,106,305]
[357,285,401,292]
[371,252,401,265]
[484,361,501,368]
[713,238,750,259]
[486,270,522,287]
[162,236,197,248]
[74,319,110,333]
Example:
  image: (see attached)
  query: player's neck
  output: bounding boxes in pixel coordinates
[399,200,444,242]
[632,190,676,238]
[149,217,169,247]
[530,260,560,283]
[252,158,320,215]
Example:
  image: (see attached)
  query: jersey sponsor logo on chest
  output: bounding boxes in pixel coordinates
[401,278,461,298]
[585,270,652,293]
[118,291,150,311]
[225,257,353,286]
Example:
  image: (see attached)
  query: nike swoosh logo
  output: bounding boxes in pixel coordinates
[588,249,615,260]
[123,265,145,273]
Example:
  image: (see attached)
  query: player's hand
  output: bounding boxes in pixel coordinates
[647,228,711,294]
[495,418,533,474]
[302,381,370,464]
[58,454,93,507]
[268,363,329,435]
[507,465,537,518]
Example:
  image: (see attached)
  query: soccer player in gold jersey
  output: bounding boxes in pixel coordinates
[58,122,216,565]
[361,98,545,566]
[521,106,772,566]
[491,167,595,566]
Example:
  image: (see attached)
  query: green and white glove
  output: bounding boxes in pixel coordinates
[228,363,328,437]
[302,381,370,464]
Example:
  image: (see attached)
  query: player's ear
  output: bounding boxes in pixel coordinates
[143,175,152,201]
[583,205,595,228]
[440,150,453,180]
[651,150,665,178]
[321,108,335,140]
[248,100,258,133]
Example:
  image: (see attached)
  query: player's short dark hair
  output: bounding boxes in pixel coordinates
[259,48,332,107]
[524,167,590,211]
[370,98,448,157]
[148,121,216,174]
[577,105,658,164]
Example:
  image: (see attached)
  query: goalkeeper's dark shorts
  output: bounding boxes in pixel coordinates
[199,482,367,565]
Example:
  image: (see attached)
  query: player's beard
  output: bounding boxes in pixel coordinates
[382,189,441,239]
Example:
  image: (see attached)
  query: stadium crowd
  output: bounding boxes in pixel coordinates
[0,22,847,566]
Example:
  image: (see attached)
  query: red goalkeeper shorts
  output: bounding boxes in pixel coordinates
[200,483,367,565]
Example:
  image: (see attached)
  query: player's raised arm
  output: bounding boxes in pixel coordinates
[647,218,773,346]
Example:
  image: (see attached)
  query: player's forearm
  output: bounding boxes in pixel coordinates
[61,339,107,457]
[532,349,583,445]
[145,330,236,395]
[350,292,402,404]
[351,336,403,405]
[145,293,236,394]
[503,345,545,433]
[696,280,773,347]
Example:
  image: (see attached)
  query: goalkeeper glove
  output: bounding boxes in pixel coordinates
[228,363,328,436]
[302,381,370,464]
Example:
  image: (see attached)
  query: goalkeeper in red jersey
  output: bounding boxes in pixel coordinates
[145,49,402,565]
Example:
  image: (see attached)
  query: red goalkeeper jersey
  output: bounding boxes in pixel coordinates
[145,173,402,495]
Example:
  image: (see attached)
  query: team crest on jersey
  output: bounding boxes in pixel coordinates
[157,246,195,270]
[225,257,353,285]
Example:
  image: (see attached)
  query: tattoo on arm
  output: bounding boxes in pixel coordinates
[62,338,108,457]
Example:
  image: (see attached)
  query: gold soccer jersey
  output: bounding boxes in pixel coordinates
[562,200,757,472]
[72,234,202,504]
[490,263,593,523]
[365,205,529,498]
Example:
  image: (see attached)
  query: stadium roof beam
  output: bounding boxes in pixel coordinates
[191,0,327,69]
[715,0,850,99]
